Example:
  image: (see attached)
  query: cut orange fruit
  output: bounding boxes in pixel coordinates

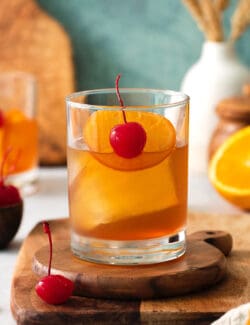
[209,126,250,210]
[83,110,176,170]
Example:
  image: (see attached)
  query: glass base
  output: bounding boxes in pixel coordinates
[71,230,186,265]
[6,167,39,196]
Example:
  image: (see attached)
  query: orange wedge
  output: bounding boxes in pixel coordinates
[209,126,250,210]
[83,110,176,171]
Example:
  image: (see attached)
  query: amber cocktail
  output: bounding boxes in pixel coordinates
[66,88,189,265]
[0,72,38,195]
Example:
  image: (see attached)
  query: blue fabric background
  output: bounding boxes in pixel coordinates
[37,0,250,91]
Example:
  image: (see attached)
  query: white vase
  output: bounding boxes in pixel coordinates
[181,41,250,175]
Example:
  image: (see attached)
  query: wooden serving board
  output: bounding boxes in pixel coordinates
[32,230,232,300]
[11,212,250,324]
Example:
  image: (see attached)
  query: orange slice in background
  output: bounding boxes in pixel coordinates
[1,109,38,175]
[4,108,27,124]
[83,110,176,171]
[209,126,250,210]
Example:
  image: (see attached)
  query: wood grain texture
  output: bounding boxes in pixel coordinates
[11,212,250,324]
[0,0,75,165]
[32,230,230,299]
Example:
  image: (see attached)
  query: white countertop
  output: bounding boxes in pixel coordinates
[0,167,242,324]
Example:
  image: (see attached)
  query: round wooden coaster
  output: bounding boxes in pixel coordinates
[33,230,232,300]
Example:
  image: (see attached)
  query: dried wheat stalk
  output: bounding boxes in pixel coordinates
[198,0,224,41]
[214,0,230,12]
[230,0,250,40]
[213,0,229,39]
[182,0,209,36]
[182,0,249,42]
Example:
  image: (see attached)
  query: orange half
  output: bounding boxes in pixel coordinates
[209,126,250,210]
[83,110,176,171]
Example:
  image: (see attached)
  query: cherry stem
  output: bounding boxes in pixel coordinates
[115,74,127,124]
[0,147,21,184]
[0,147,12,184]
[43,221,52,276]
[8,149,22,175]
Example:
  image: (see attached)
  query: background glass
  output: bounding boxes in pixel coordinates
[0,71,38,195]
[66,89,189,265]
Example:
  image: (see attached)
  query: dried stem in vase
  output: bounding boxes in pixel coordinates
[214,0,230,13]
[198,0,224,41]
[182,0,209,36]
[230,0,250,40]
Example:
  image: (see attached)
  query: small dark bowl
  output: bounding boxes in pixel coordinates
[0,200,23,249]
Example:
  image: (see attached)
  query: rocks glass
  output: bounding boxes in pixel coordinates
[66,88,189,265]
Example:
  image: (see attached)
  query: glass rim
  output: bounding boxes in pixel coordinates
[66,88,189,110]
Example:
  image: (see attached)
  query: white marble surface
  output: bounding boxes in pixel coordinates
[0,167,243,324]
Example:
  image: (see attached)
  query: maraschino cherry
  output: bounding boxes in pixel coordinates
[109,74,147,158]
[35,222,74,305]
[0,148,22,207]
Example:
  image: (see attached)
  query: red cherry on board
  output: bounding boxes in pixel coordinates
[109,74,147,159]
[35,222,74,304]
[110,122,146,158]
[36,274,74,305]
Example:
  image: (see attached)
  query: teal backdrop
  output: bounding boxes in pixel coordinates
[37,0,250,91]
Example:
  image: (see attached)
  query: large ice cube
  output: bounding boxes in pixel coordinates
[69,152,178,231]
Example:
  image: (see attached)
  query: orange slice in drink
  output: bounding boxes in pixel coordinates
[209,126,250,210]
[84,110,176,170]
